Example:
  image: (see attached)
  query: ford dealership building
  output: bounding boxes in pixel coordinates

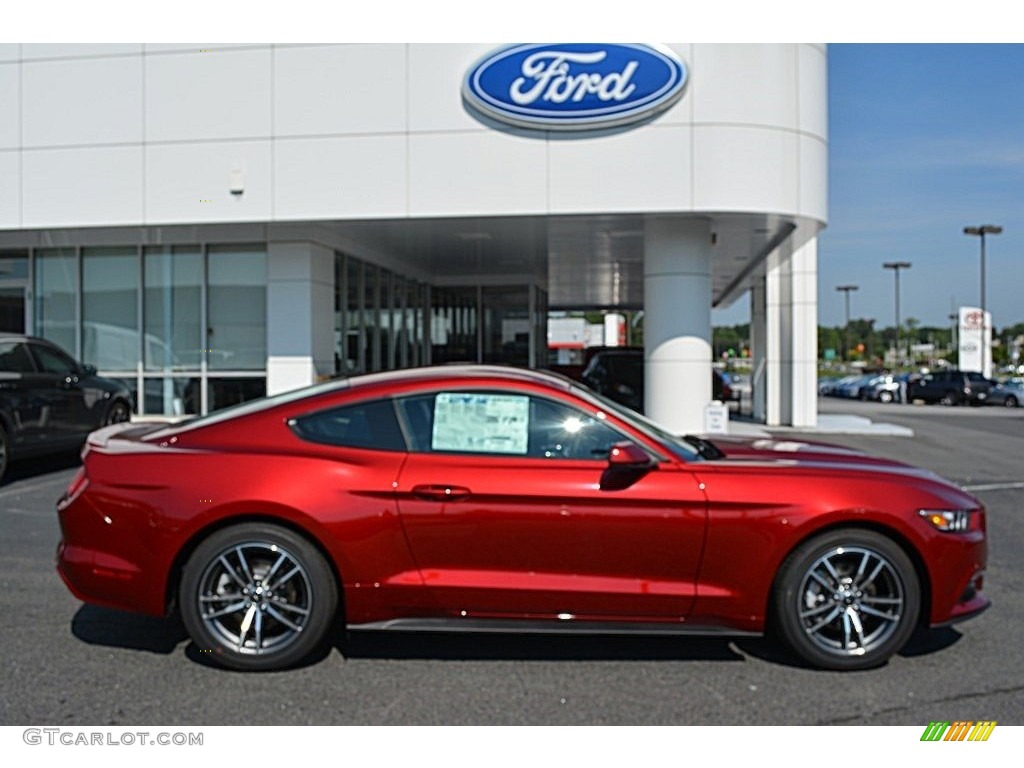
[0,43,827,432]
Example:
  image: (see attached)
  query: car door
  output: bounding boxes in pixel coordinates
[25,341,89,443]
[393,389,708,622]
[0,340,44,452]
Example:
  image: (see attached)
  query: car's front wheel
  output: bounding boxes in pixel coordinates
[1004,395,1019,408]
[179,522,338,671]
[103,399,132,426]
[773,529,920,670]
[878,391,894,404]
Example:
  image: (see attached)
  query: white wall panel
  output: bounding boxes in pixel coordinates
[409,132,546,216]
[0,45,18,63]
[652,44,695,126]
[0,153,18,227]
[274,136,407,219]
[798,45,828,140]
[145,49,271,141]
[21,44,142,60]
[408,44,494,133]
[799,135,828,224]
[145,44,267,54]
[691,44,798,132]
[23,57,142,147]
[549,125,692,213]
[146,141,271,223]
[693,125,799,215]
[22,146,142,227]
[0,64,18,149]
[274,45,407,136]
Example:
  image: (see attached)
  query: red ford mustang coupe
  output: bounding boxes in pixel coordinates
[56,366,988,671]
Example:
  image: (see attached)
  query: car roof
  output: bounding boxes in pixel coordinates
[148,365,577,437]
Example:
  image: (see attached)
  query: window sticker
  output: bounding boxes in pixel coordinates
[432,393,529,454]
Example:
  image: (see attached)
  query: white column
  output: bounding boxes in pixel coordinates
[266,241,335,395]
[789,237,818,428]
[765,241,793,426]
[644,217,712,434]
[750,278,767,422]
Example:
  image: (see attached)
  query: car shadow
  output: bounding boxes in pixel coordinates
[337,631,746,663]
[735,626,963,670]
[71,607,960,670]
[1,449,81,487]
[71,605,188,655]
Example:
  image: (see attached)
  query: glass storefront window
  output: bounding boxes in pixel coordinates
[363,263,379,371]
[207,244,266,371]
[144,377,200,416]
[144,246,203,372]
[82,247,138,372]
[207,377,267,412]
[34,248,78,355]
[345,256,363,374]
[431,286,478,365]
[0,252,29,280]
[482,286,530,367]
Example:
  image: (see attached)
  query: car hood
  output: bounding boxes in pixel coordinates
[705,435,920,471]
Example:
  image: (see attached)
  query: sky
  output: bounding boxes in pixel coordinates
[714,43,1024,330]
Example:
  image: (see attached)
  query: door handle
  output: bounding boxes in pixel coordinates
[411,484,472,502]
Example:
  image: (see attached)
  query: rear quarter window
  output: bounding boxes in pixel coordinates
[289,399,406,451]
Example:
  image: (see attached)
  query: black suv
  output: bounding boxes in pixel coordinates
[0,335,133,482]
[580,347,733,414]
[907,369,993,406]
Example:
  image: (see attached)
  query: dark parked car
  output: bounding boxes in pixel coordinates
[580,347,733,413]
[57,365,988,672]
[0,335,133,482]
[907,369,993,406]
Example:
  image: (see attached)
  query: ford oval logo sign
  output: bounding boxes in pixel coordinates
[463,43,687,131]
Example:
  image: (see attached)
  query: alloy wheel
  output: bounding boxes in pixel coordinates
[796,546,904,658]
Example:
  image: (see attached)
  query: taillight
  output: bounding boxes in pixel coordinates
[63,466,89,504]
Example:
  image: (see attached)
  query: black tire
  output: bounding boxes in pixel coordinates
[938,393,958,406]
[0,424,9,484]
[773,528,920,671]
[1004,396,1018,408]
[103,399,132,426]
[878,391,894,404]
[179,522,338,671]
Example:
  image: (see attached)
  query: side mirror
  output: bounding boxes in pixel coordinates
[80,364,97,377]
[608,441,653,468]
[602,441,655,491]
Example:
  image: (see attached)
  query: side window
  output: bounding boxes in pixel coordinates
[396,391,630,460]
[29,343,78,375]
[966,372,986,382]
[0,342,36,373]
[289,399,405,451]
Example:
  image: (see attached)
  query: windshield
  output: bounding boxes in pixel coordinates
[567,380,702,462]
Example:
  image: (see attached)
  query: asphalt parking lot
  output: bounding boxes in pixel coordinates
[1,399,1021,726]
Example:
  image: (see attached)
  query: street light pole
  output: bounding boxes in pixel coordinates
[836,285,858,362]
[883,262,911,368]
[963,225,1002,377]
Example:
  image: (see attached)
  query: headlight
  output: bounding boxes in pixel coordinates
[918,509,975,533]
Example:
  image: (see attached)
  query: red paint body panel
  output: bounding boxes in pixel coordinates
[55,366,989,638]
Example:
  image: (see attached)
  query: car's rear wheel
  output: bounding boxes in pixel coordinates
[773,529,920,670]
[179,522,338,671]
[878,391,894,404]
[939,393,958,406]
[1004,395,1019,408]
